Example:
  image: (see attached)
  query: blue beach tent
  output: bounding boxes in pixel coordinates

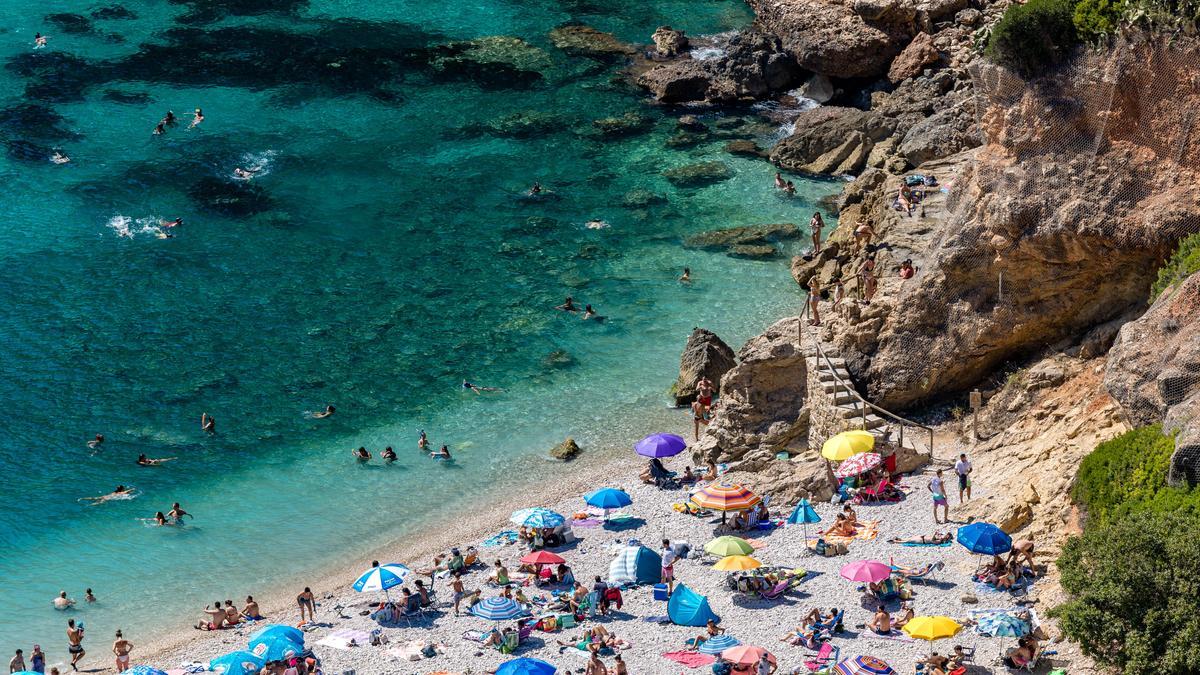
[607,544,662,586]
[496,657,557,675]
[668,583,720,627]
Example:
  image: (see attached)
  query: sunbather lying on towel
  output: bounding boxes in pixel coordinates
[888,532,951,545]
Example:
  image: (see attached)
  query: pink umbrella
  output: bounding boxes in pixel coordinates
[721,646,776,667]
[835,452,882,478]
[839,560,891,583]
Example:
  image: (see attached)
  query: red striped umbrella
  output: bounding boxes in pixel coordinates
[834,655,896,675]
[520,551,565,566]
[690,483,761,512]
[835,452,882,478]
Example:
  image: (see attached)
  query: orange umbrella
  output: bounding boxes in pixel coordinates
[721,645,776,666]
[691,483,761,512]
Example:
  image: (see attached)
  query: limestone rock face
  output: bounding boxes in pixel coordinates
[549,437,582,461]
[636,31,798,104]
[549,25,636,58]
[692,317,809,463]
[748,0,918,78]
[897,104,980,166]
[1105,271,1200,484]
[673,328,738,405]
[888,31,940,83]
[652,26,689,57]
[770,107,899,175]
[720,453,835,504]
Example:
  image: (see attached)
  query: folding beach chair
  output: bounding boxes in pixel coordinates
[760,581,791,600]
[804,643,838,673]
[890,560,945,585]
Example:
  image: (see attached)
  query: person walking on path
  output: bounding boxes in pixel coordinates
[661,539,677,594]
[928,469,949,524]
[954,453,973,503]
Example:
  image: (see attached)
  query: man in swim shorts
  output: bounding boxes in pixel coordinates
[954,453,972,503]
[928,469,949,524]
[112,630,132,672]
[66,619,84,671]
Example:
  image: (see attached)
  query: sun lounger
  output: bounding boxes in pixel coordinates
[804,643,837,673]
[761,581,792,600]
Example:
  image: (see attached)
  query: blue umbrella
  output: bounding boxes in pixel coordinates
[353,563,411,598]
[956,523,1013,555]
[208,650,265,675]
[471,596,528,621]
[248,624,304,647]
[496,657,556,675]
[787,499,822,553]
[249,634,304,662]
[124,667,169,675]
[585,488,633,510]
[635,432,687,458]
[698,634,742,654]
[510,507,565,529]
[976,613,1031,638]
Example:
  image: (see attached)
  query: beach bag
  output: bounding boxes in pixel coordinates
[814,539,827,556]
[558,613,576,629]
[541,615,558,632]
[421,644,437,658]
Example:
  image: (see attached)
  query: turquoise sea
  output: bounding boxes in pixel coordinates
[0,0,837,654]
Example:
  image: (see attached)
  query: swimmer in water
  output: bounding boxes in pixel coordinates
[200,413,215,434]
[161,218,183,228]
[582,304,597,320]
[785,181,796,196]
[51,150,70,164]
[585,219,609,230]
[556,296,577,312]
[312,405,336,419]
[381,446,397,462]
[153,122,165,136]
[463,380,502,394]
[775,172,786,189]
[152,511,169,526]
[189,107,204,129]
[418,430,429,451]
[352,446,371,462]
[431,444,451,460]
[168,502,190,523]
[529,182,542,195]
[233,166,259,180]
[137,454,176,466]
[679,267,691,283]
[34,33,47,48]
[79,485,134,504]
[87,434,104,451]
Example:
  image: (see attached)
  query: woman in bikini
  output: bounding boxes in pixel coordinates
[296,587,315,623]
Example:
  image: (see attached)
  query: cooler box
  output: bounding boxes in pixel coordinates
[653,583,670,601]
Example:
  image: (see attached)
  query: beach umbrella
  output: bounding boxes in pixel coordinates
[248,633,303,662]
[977,613,1031,638]
[956,522,1013,555]
[208,650,265,675]
[698,634,741,655]
[835,452,882,478]
[510,507,566,529]
[635,432,687,458]
[834,655,896,675]
[712,555,762,571]
[118,670,168,675]
[248,624,304,646]
[821,430,875,461]
[839,560,891,584]
[787,499,822,550]
[705,535,755,557]
[585,487,633,510]
[691,483,761,512]
[520,550,565,566]
[721,645,776,667]
[495,658,556,675]
[471,596,527,621]
[903,616,962,654]
[352,562,411,599]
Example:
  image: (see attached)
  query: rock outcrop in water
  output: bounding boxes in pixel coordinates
[549,25,636,59]
[684,223,800,257]
[635,31,798,104]
[673,328,737,406]
[549,437,583,461]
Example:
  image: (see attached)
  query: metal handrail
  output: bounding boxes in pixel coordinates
[799,298,935,458]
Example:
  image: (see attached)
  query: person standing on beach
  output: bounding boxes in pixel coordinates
[66,619,84,672]
[30,645,45,674]
[111,630,132,673]
[929,469,949,524]
[297,587,315,623]
[10,649,25,673]
[451,575,466,615]
[660,539,677,594]
[954,453,973,503]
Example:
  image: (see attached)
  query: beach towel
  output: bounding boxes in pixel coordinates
[316,629,371,650]
[900,540,953,548]
[809,520,879,546]
[864,629,916,643]
[483,530,519,547]
[572,518,602,528]
[642,615,672,624]
[663,651,716,668]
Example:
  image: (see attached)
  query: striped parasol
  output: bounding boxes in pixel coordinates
[471,597,528,621]
[834,655,896,675]
[352,563,411,593]
[510,507,565,528]
[698,634,741,654]
[690,483,761,512]
[835,452,882,478]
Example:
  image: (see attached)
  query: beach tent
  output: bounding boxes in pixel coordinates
[608,544,662,585]
[668,583,720,627]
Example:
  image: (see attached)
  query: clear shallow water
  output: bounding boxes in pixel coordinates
[0,0,838,652]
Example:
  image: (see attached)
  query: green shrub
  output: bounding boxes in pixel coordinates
[1122,0,1200,31]
[1052,510,1200,674]
[985,0,1079,76]
[1072,425,1200,522]
[1150,232,1200,302]
[1073,0,1125,39]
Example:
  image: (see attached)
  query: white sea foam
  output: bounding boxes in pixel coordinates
[231,149,277,180]
[106,215,168,239]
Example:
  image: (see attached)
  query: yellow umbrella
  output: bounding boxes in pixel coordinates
[704,536,755,557]
[712,555,762,571]
[902,616,962,653]
[821,430,875,461]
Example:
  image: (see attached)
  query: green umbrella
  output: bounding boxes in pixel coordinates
[704,535,754,557]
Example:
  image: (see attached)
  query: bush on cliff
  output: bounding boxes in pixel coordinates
[1073,0,1125,39]
[1150,231,1200,301]
[1073,424,1200,522]
[985,0,1079,76]
[1053,510,1200,675]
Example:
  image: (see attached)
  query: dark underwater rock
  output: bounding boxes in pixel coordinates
[188,177,274,216]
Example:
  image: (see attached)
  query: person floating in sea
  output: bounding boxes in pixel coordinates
[585,219,609,230]
[163,110,177,127]
[352,446,371,462]
[581,304,599,321]
[810,211,825,253]
[418,430,429,451]
[136,454,176,466]
[431,444,452,460]
[774,172,786,189]
[200,412,215,434]
[87,433,104,451]
[152,121,166,136]
[168,502,191,524]
[556,296,577,312]
[189,107,204,129]
[79,485,134,504]
[34,32,47,49]
[679,267,691,283]
[463,380,502,394]
[381,446,397,462]
[148,511,169,526]
[311,405,336,419]
[233,166,259,180]
[53,591,76,609]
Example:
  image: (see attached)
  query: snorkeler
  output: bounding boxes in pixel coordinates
[312,405,336,419]
[556,296,577,312]
[137,454,176,466]
[152,122,165,136]
[431,444,452,460]
[418,430,429,451]
[381,446,397,462]
[352,446,371,462]
[87,434,104,451]
[200,412,215,434]
[163,111,177,126]
[189,108,204,129]
[463,380,502,394]
[79,485,134,504]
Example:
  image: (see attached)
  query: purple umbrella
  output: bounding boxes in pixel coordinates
[635,433,688,458]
